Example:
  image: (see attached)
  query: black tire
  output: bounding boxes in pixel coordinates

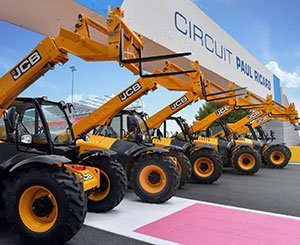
[130,153,180,203]
[82,156,127,213]
[190,148,223,184]
[264,144,290,169]
[169,150,192,187]
[2,166,87,245]
[286,145,292,159]
[231,147,261,175]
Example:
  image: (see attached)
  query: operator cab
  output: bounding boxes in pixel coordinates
[157,117,190,142]
[94,110,152,144]
[5,97,79,159]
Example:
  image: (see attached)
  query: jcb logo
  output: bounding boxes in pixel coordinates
[170,96,188,110]
[216,105,230,117]
[83,173,93,181]
[10,51,41,81]
[257,116,268,123]
[248,111,260,120]
[119,82,142,101]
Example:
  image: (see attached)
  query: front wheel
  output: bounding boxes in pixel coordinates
[130,154,180,203]
[169,150,192,188]
[2,166,87,244]
[231,147,261,175]
[190,148,223,184]
[83,156,127,213]
[264,145,290,169]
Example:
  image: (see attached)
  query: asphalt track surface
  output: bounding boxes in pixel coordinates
[1,164,300,244]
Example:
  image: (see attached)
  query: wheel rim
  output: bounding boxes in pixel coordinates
[139,165,167,194]
[19,185,58,233]
[270,151,285,165]
[238,153,255,170]
[170,156,182,175]
[88,170,111,201]
[193,157,215,177]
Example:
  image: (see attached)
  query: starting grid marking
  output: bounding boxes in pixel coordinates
[85,192,300,245]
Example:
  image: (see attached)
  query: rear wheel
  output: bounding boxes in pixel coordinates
[232,147,261,175]
[190,148,222,184]
[264,145,290,169]
[83,156,127,212]
[131,154,180,203]
[169,150,192,187]
[2,166,87,244]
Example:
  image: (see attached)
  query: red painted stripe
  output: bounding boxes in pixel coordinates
[135,203,300,245]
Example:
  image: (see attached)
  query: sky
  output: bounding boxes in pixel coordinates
[1,0,300,124]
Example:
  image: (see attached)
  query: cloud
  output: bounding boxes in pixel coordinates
[265,61,300,88]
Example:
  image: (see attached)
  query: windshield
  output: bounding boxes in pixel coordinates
[134,113,151,141]
[209,122,232,141]
[41,103,73,145]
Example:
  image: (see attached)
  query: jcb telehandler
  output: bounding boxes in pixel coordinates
[226,102,299,168]
[0,7,152,243]
[93,109,192,187]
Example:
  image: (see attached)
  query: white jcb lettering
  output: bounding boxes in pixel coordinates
[248,110,260,120]
[11,51,41,80]
[216,105,230,117]
[119,82,142,101]
[171,96,188,110]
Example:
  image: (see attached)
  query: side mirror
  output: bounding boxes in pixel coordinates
[127,115,137,132]
[4,107,17,134]
[20,134,32,144]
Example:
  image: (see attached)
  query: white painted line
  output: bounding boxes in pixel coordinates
[84,190,300,244]
[289,162,300,165]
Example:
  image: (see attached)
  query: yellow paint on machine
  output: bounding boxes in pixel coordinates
[235,138,253,146]
[152,137,173,148]
[193,137,219,151]
[290,146,300,163]
[76,135,117,154]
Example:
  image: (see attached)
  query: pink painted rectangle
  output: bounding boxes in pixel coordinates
[135,203,300,245]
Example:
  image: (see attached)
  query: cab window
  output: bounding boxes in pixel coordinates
[21,107,47,144]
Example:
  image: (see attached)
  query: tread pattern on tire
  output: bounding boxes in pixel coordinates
[83,156,127,213]
[169,150,192,188]
[2,166,87,245]
[190,148,223,184]
[231,146,261,175]
[263,144,290,169]
[130,153,180,204]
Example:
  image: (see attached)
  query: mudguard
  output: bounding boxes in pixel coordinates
[190,143,215,155]
[163,145,182,151]
[169,140,192,153]
[7,154,70,174]
[78,148,117,161]
[232,143,253,153]
[132,146,169,158]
